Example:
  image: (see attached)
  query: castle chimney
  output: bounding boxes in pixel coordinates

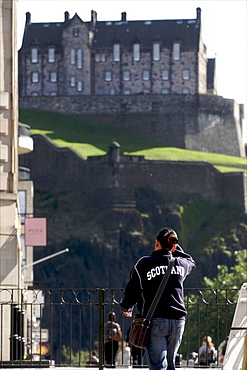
[64,11,70,22]
[121,12,127,22]
[91,10,97,27]
[26,12,31,24]
[196,7,201,25]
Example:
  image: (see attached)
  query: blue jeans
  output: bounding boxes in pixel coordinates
[145,317,185,370]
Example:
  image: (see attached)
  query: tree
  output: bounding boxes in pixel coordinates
[204,250,247,291]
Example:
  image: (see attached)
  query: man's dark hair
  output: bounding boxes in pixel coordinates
[156,228,176,249]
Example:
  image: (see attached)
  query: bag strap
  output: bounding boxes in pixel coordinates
[144,257,176,323]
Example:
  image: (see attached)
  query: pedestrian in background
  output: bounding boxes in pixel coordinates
[104,311,122,367]
[198,336,217,366]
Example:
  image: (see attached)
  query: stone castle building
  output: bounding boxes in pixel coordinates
[18,7,215,97]
[18,8,245,157]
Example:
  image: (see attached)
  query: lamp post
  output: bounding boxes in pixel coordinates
[21,248,69,270]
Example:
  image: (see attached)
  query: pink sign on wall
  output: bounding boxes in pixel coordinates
[25,218,47,246]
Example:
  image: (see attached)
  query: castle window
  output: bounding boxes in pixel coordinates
[161,88,169,94]
[123,89,131,95]
[173,42,180,60]
[153,43,160,61]
[50,92,57,96]
[182,88,190,94]
[133,43,140,61]
[70,76,76,87]
[113,44,120,62]
[183,69,190,80]
[31,91,39,96]
[105,71,112,81]
[95,54,106,62]
[77,49,83,69]
[50,72,57,82]
[70,49,76,64]
[162,70,169,80]
[142,70,150,81]
[31,48,38,63]
[110,88,116,95]
[73,28,79,37]
[48,48,55,63]
[31,72,39,83]
[123,70,130,81]
[77,81,83,92]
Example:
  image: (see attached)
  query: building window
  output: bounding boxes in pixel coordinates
[123,89,131,95]
[48,48,55,63]
[113,44,120,62]
[183,69,190,80]
[173,42,180,60]
[162,70,169,80]
[70,49,76,64]
[110,88,116,95]
[31,72,39,83]
[105,71,112,81]
[50,92,57,96]
[70,76,76,87]
[153,43,160,61]
[133,43,140,61]
[77,49,83,69]
[31,48,38,63]
[142,70,150,81]
[77,81,83,92]
[95,54,106,62]
[123,70,130,81]
[73,28,79,37]
[182,88,190,94]
[31,91,39,96]
[161,88,169,94]
[50,72,57,82]
[18,190,26,224]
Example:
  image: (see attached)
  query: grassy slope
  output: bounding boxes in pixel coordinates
[19,109,247,173]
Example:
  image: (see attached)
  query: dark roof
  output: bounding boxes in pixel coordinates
[93,18,200,50]
[19,14,85,50]
[19,10,201,51]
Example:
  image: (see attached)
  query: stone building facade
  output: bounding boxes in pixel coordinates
[18,8,214,97]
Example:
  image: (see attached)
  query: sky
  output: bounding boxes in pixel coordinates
[17,0,247,140]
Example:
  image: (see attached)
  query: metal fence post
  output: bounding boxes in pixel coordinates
[98,289,105,370]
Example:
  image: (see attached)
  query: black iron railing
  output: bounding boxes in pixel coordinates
[0,288,238,368]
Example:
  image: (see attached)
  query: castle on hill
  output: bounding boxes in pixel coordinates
[18,8,245,157]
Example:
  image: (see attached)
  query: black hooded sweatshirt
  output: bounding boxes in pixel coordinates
[120,245,196,319]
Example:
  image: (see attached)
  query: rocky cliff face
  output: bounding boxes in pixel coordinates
[33,188,246,290]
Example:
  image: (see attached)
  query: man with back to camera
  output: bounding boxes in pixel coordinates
[120,227,196,370]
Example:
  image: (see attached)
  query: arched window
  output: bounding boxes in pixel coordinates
[173,42,180,60]
[153,43,160,61]
[70,49,75,64]
[77,49,83,69]
[113,44,120,62]
[31,48,38,63]
[48,48,55,63]
[133,44,140,61]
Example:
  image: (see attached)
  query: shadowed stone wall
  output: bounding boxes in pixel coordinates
[19,135,247,211]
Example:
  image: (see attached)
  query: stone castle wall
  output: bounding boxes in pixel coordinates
[19,135,247,212]
[19,93,245,157]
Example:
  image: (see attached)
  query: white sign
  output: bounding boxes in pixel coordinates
[32,328,49,342]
